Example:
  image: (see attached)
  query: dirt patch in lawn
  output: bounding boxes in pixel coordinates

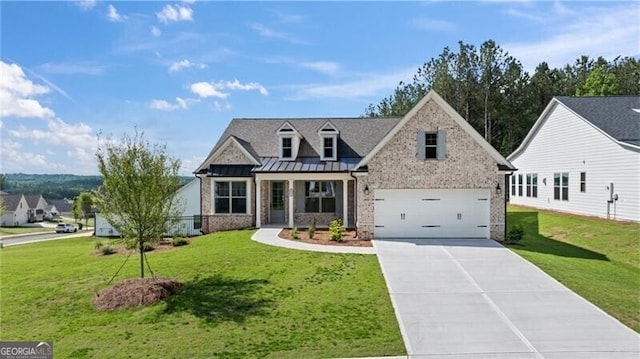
[279,228,372,247]
[95,277,182,311]
[93,238,190,256]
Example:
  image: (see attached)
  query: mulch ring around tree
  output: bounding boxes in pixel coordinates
[95,277,182,311]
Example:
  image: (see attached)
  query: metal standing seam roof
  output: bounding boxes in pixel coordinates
[555,96,640,146]
[254,157,361,172]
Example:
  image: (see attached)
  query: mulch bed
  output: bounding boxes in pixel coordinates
[95,277,182,311]
[279,228,372,247]
[93,238,188,256]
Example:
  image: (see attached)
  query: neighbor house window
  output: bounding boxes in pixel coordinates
[580,172,586,192]
[532,173,538,198]
[554,172,569,201]
[511,176,516,196]
[281,137,293,160]
[305,181,335,213]
[214,181,247,213]
[518,174,523,196]
[193,215,201,229]
[526,174,532,197]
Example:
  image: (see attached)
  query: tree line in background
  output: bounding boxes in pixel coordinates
[0,173,192,200]
[364,39,640,156]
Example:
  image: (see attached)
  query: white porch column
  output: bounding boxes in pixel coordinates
[288,180,294,228]
[342,179,349,228]
[255,179,261,227]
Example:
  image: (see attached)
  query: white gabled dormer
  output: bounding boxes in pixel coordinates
[318,121,339,161]
[277,122,302,161]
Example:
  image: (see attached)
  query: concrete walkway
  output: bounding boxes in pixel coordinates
[373,238,640,358]
[251,228,376,254]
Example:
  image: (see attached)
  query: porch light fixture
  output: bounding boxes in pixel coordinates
[495,181,502,194]
[364,184,370,195]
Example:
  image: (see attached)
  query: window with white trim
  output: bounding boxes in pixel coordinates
[526,174,532,197]
[518,174,523,196]
[321,136,337,161]
[304,181,335,213]
[425,133,437,159]
[281,137,293,160]
[214,181,247,213]
[554,172,569,201]
[532,173,538,198]
[580,172,586,192]
[511,175,516,196]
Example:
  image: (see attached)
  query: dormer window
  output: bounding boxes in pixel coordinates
[277,122,301,161]
[323,137,335,160]
[281,137,293,159]
[319,121,339,161]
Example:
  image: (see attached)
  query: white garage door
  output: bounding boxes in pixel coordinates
[374,189,490,238]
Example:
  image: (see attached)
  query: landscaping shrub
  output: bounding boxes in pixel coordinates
[506,224,524,243]
[142,242,155,252]
[329,218,345,241]
[171,237,188,247]
[308,220,316,239]
[100,245,116,255]
[291,227,299,239]
[94,241,104,250]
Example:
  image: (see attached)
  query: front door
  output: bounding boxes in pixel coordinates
[270,181,286,224]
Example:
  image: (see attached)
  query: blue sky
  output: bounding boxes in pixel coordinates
[1,1,637,175]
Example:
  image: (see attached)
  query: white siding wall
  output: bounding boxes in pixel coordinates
[95,213,121,237]
[510,104,640,222]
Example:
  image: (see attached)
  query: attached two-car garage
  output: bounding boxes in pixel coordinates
[374,189,490,238]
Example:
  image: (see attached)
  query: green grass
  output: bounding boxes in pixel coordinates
[0,226,50,236]
[0,230,405,358]
[507,205,640,332]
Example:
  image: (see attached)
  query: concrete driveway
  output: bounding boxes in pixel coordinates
[373,238,640,358]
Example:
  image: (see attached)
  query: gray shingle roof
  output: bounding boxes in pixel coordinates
[205,117,403,165]
[24,195,46,209]
[0,194,24,211]
[47,199,73,213]
[556,96,640,146]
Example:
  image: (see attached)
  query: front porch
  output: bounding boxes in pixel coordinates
[256,173,355,229]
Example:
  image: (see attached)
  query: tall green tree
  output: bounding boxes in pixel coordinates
[74,192,94,225]
[576,66,619,96]
[94,130,182,278]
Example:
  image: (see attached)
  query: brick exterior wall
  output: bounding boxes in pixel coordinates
[357,99,506,241]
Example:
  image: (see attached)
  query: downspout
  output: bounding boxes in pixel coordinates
[504,173,510,241]
[195,173,204,235]
[350,171,359,238]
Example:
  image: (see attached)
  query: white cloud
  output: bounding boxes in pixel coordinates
[270,10,304,24]
[410,18,456,31]
[168,59,206,73]
[504,4,640,71]
[300,61,341,76]
[149,97,198,111]
[190,82,228,99]
[151,26,162,38]
[67,147,93,162]
[286,67,416,101]
[9,118,94,148]
[38,62,104,75]
[107,4,126,22]
[76,0,96,11]
[212,100,231,112]
[0,61,55,119]
[248,23,306,44]
[190,79,269,99]
[225,79,269,95]
[157,4,193,24]
[0,139,50,172]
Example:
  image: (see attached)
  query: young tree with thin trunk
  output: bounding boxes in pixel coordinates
[94,130,182,278]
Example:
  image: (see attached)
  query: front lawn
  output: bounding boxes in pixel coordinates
[0,231,405,358]
[507,206,640,332]
[0,226,50,236]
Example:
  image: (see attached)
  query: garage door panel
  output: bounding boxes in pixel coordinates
[374,189,489,239]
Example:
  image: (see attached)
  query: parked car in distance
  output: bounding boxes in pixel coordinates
[55,223,77,233]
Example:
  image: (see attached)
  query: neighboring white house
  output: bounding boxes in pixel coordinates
[0,194,29,227]
[95,178,201,237]
[508,96,640,222]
